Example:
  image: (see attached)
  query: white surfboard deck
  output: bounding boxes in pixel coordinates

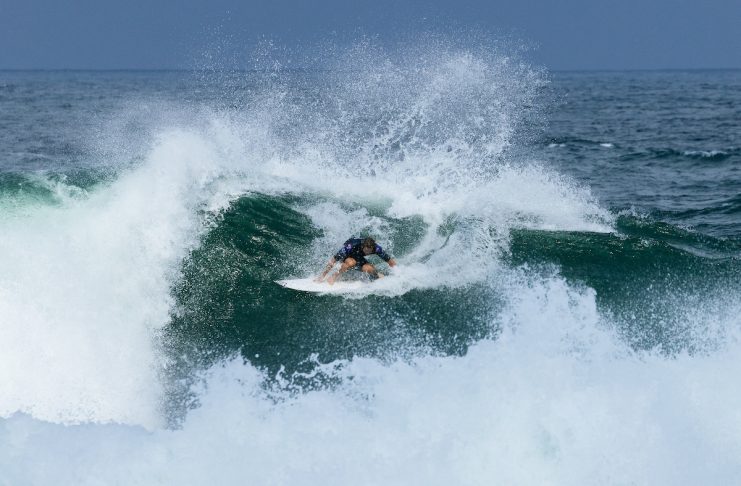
[276,278,370,294]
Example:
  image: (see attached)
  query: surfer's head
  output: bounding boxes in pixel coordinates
[361,237,376,255]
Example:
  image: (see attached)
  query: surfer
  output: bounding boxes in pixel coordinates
[315,237,397,284]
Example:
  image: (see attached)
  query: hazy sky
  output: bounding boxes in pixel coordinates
[1,0,739,70]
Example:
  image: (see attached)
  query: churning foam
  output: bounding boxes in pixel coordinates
[2,273,741,485]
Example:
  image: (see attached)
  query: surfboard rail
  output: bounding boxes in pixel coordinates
[276,278,369,293]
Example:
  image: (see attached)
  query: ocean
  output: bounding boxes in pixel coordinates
[1,44,740,484]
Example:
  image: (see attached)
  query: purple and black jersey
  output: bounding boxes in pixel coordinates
[334,238,392,266]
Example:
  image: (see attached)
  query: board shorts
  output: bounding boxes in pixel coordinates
[343,256,370,270]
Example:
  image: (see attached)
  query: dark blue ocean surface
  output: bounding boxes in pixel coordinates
[543,70,741,238]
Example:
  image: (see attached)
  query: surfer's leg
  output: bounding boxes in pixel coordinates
[361,263,381,279]
[342,258,358,271]
[329,258,357,284]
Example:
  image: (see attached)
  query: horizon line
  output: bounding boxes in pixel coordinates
[1,67,740,73]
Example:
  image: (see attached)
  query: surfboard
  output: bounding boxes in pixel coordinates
[276,278,369,294]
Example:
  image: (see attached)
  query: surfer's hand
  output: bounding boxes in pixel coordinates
[313,275,324,283]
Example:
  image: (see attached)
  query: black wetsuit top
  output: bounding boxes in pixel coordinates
[334,239,392,267]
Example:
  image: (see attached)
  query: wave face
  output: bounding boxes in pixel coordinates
[1,49,741,484]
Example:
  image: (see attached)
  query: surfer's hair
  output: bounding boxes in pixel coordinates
[362,237,376,250]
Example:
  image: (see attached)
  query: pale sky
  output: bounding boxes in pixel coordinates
[1,0,739,70]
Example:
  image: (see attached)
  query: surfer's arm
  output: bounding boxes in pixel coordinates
[375,246,396,268]
[315,257,337,282]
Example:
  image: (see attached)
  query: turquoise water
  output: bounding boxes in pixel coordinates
[1,46,740,484]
